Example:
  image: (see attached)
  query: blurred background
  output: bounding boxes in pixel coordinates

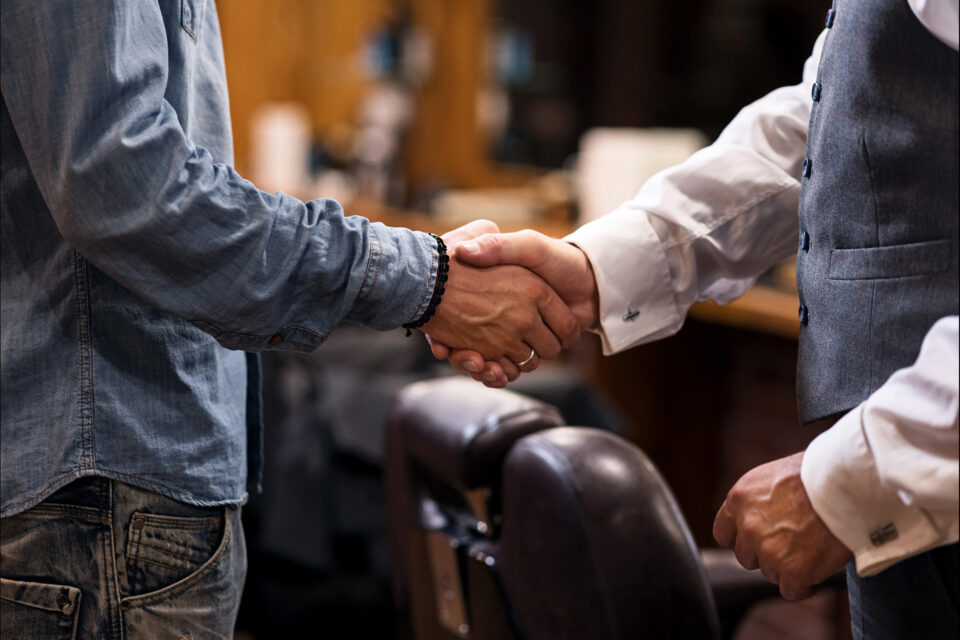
[216,1,846,639]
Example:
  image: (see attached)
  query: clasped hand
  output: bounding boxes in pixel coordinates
[419,220,599,386]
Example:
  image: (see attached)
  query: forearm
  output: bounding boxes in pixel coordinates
[54,141,434,349]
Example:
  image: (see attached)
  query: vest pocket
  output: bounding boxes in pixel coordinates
[828,239,951,280]
[0,578,81,640]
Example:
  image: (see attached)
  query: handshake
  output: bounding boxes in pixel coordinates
[419,220,600,387]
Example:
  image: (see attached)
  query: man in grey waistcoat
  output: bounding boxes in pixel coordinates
[432,0,959,636]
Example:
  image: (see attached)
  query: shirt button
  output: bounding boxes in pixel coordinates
[811,82,822,102]
[802,157,812,178]
[800,230,810,251]
[826,9,836,28]
[798,304,809,326]
[269,334,283,346]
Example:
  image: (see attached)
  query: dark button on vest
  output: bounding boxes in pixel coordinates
[794,0,959,424]
[826,9,836,28]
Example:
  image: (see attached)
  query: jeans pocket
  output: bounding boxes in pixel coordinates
[124,511,222,597]
[0,578,81,640]
[119,508,245,639]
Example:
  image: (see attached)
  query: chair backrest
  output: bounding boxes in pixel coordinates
[385,377,721,640]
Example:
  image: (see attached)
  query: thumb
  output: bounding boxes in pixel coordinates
[454,231,545,269]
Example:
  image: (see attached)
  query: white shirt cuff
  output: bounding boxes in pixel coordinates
[565,207,683,355]
[801,405,950,577]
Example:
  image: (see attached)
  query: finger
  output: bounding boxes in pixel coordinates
[517,353,540,374]
[780,581,816,602]
[712,503,738,549]
[757,557,780,585]
[480,363,508,388]
[733,534,759,571]
[442,219,501,246]
[498,356,521,382]
[455,230,548,269]
[521,320,563,362]
[425,335,451,360]
[535,281,581,349]
[734,546,759,572]
[448,348,486,374]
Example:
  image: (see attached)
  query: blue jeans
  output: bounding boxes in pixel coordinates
[1,477,246,639]
[848,543,959,640]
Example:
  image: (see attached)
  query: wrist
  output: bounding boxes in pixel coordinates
[403,234,449,336]
[568,243,601,330]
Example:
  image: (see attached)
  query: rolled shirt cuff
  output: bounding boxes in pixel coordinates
[345,223,439,331]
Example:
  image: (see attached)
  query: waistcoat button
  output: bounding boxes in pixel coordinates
[812,82,822,102]
[802,157,812,178]
[800,230,810,251]
[826,9,836,28]
[798,304,809,326]
[269,334,283,345]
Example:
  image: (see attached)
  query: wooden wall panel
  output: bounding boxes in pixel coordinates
[217,0,389,175]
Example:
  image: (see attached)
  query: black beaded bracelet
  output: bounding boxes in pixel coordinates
[403,234,450,336]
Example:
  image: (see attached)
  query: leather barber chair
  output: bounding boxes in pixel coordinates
[384,377,784,640]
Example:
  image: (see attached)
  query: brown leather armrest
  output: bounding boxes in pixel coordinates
[388,377,564,489]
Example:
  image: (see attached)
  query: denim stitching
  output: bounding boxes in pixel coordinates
[15,503,107,524]
[354,225,383,304]
[105,480,123,639]
[72,251,95,473]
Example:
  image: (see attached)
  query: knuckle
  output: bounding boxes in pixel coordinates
[521,277,546,300]
[537,286,555,307]
[486,232,504,250]
[475,218,498,234]
[516,315,535,333]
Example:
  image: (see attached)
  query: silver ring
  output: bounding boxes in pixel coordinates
[516,347,537,368]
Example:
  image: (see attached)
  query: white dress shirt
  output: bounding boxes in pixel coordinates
[566,1,959,577]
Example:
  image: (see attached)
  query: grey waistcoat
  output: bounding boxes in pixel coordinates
[796,0,959,424]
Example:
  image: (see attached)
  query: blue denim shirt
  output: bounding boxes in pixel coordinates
[0,0,438,517]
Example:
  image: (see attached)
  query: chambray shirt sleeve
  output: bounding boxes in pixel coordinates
[0,0,436,353]
[564,31,825,355]
[801,316,960,577]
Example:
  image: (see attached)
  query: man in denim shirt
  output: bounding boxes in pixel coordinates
[0,2,579,636]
